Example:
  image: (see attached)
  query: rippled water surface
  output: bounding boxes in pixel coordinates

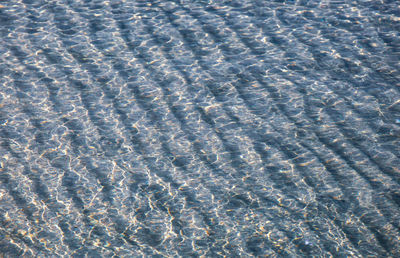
[1,0,400,257]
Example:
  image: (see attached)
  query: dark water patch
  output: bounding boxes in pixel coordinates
[194,0,400,195]
[219,0,400,161]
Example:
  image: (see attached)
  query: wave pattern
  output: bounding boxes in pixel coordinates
[1,0,399,257]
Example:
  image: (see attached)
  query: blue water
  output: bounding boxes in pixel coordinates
[0,0,399,257]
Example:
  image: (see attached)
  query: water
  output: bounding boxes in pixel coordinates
[0,0,399,257]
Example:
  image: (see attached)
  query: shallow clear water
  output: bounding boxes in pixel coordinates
[0,0,400,257]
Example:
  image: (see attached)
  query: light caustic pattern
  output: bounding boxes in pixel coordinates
[0,0,399,257]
